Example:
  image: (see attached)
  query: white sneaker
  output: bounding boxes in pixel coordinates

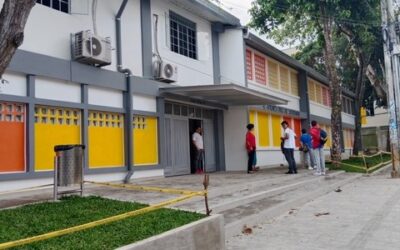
[313,172,322,176]
[308,166,314,170]
[321,172,326,176]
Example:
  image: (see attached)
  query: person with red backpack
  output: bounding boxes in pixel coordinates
[309,120,328,176]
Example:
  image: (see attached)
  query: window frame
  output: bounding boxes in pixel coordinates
[169,11,198,60]
[36,0,70,14]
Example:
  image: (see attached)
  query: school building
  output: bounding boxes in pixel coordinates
[0,0,355,191]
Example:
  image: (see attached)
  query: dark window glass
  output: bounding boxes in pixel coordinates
[37,0,69,13]
[60,2,69,13]
[169,11,197,59]
[165,103,173,114]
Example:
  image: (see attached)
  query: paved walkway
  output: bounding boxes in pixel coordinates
[226,167,400,250]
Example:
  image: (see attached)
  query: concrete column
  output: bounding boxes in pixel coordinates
[214,109,226,171]
[298,70,310,129]
[141,0,153,78]
[27,75,35,173]
[157,97,166,170]
[81,84,89,170]
[211,22,223,84]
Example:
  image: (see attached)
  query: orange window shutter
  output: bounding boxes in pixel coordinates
[246,49,253,81]
[254,54,266,85]
[0,102,25,173]
[294,119,302,147]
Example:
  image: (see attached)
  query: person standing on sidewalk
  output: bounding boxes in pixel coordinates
[310,120,327,176]
[245,124,256,174]
[300,128,315,170]
[192,126,204,174]
[281,121,297,174]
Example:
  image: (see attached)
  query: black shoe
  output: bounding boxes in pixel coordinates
[285,171,293,174]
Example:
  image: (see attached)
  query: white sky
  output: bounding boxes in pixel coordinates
[218,0,286,49]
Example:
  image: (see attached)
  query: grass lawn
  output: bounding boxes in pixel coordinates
[327,153,392,173]
[0,196,205,250]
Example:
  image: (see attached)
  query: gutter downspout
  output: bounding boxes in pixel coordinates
[116,0,134,183]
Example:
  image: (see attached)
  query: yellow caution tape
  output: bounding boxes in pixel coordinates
[367,160,392,172]
[85,181,204,196]
[350,151,392,158]
[0,192,203,250]
[331,159,392,172]
[331,161,366,170]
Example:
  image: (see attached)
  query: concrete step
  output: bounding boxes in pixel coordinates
[173,170,347,213]
[223,172,361,238]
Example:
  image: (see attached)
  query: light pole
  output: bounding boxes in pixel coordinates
[381,0,400,177]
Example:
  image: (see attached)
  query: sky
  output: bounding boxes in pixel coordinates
[218,0,286,49]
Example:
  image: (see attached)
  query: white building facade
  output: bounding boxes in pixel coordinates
[0,0,355,191]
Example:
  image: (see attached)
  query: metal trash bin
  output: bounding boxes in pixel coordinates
[53,144,85,200]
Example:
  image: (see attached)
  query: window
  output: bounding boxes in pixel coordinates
[254,54,266,85]
[246,50,253,81]
[170,11,197,59]
[36,0,69,13]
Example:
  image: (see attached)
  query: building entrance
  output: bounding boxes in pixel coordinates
[164,102,217,176]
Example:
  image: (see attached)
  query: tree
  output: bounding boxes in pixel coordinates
[0,0,36,78]
[249,0,344,162]
[293,1,384,155]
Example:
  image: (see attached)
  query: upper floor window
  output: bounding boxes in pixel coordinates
[169,11,197,59]
[36,0,69,13]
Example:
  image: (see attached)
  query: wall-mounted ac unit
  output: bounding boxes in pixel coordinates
[72,30,111,66]
[154,61,178,83]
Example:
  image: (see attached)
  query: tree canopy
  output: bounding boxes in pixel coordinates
[249,0,384,156]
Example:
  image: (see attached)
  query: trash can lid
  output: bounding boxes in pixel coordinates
[54,144,85,152]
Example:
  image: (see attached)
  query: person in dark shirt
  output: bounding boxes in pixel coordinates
[245,124,256,174]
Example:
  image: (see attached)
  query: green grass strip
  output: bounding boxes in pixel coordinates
[327,154,392,173]
[0,196,204,250]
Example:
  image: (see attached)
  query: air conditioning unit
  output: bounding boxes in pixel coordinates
[154,61,178,83]
[72,30,111,66]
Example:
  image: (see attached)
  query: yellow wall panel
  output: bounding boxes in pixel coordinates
[361,107,367,125]
[326,126,332,148]
[249,110,255,124]
[271,114,282,147]
[257,112,269,147]
[290,72,299,96]
[308,80,316,101]
[249,110,257,139]
[133,116,158,166]
[315,83,322,104]
[268,60,279,89]
[280,67,290,93]
[34,107,80,171]
[89,112,124,168]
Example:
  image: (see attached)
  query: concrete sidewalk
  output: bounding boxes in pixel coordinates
[226,167,400,250]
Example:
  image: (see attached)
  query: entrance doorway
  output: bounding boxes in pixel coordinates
[164,102,217,177]
[189,119,202,174]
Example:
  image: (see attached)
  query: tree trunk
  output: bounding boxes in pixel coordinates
[0,0,36,78]
[336,24,368,156]
[352,58,367,156]
[320,4,342,163]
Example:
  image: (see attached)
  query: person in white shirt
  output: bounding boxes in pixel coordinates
[192,126,204,174]
[280,121,297,174]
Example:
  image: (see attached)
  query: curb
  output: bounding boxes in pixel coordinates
[117,214,225,250]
